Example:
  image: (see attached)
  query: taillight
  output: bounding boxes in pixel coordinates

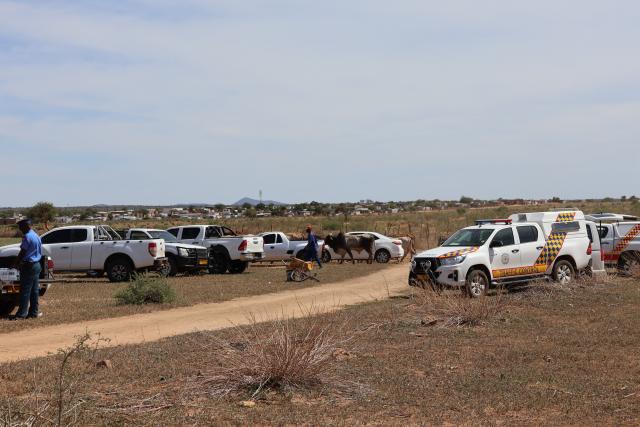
[586,242,592,256]
[148,242,158,257]
[238,240,248,252]
[392,240,402,246]
[47,258,54,271]
[601,250,605,261]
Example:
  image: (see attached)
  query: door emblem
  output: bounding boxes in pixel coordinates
[501,253,510,264]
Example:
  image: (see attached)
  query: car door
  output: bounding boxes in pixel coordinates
[597,224,614,262]
[261,233,278,260]
[516,225,544,270]
[179,227,201,245]
[40,229,74,270]
[488,227,522,279]
[69,228,92,269]
[586,222,605,272]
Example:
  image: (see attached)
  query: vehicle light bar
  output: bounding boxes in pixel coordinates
[475,219,512,225]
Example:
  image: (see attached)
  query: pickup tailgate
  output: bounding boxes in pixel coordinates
[242,235,264,254]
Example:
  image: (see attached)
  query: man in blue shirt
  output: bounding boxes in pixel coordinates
[12,219,42,319]
[304,224,323,268]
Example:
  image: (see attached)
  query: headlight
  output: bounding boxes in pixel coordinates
[178,247,190,257]
[440,255,466,266]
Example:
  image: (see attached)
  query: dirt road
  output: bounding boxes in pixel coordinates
[0,264,409,363]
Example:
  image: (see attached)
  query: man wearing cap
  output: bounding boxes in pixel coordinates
[304,225,323,268]
[12,219,42,319]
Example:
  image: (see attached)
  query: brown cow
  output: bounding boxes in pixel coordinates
[398,235,417,262]
[323,232,375,264]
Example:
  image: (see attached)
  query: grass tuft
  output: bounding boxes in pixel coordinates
[114,273,176,305]
[189,309,350,398]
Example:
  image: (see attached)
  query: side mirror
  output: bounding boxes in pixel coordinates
[490,240,503,248]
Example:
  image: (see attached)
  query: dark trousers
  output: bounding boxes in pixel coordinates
[304,247,323,268]
[16,261,41,318]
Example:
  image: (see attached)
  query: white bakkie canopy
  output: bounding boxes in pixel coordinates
[509,211,585,238]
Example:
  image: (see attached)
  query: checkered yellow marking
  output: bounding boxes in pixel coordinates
[438,247,479,259]
[609,224,640,260]
[555,212,577,223]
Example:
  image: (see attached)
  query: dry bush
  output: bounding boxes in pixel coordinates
[410,287,508,327]
[0,333,108,427]
[187,308,351,398]
[114,273,176,305]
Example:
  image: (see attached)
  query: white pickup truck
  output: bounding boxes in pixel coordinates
[0,225,167,282]
[409,211,595,297]
[587,213,640,273]
[121,229,209,276]
[166,225,263,274]
[257,231,324,261]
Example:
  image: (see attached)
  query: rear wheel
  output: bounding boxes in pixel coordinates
[618,252,640,276]
[296,250,306,260]
[375,249,391,263]
[552,260,575,285]
[321,250,331,263]
[228,260,248,274]
[106,257,133,282]
[464,269,488,298]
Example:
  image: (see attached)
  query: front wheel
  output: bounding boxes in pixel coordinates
[159,257,177,277]
[0,299,16,317]
[321,250,331,264]
[464,269,489,298]
[228,260,248,274]
[375,249,391,264]
[208,252,229,274]
[552,260,575,285]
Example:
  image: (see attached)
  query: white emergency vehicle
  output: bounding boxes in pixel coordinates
[410,211,594,297]
[586,213,640,274]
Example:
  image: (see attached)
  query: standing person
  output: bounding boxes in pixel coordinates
[304,224,323,268]
[11,219,42,320]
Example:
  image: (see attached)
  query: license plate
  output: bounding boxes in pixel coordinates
[198,259,209,265]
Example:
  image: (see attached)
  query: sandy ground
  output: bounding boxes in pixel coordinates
[0,264,408,363]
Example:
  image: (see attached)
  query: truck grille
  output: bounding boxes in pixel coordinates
[196,248,209,259]
[412,257,440,274]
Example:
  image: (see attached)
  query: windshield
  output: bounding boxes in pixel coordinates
[442,228,495,247]
[148,230,178,242]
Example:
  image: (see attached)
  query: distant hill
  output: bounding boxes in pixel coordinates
[233,197,286,206]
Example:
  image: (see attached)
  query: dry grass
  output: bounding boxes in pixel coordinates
[0,263,389,333]
[0,333,107,427]
[410,287,508,327]
[188,308,351,399]
[0,274,639,424]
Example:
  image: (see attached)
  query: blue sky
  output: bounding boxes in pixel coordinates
[1,0,639,206]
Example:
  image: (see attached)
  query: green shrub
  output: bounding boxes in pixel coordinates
[114,273,176,305]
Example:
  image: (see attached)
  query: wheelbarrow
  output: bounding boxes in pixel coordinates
[285,257,320,282]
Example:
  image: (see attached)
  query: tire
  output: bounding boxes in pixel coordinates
[618,252,640,276]
[208,251,229,274]
[159,256,177,277]
[295,250,306,260]
[228,260,248,274]
[375,249,391,264]
[552,259,575,285]
[105,257,133,282]
[464,269,489,298]
[321,250,331,263]
[0,299,16,317]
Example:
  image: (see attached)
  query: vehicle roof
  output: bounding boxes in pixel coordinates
[509,210,585,223]
[348,231,386,237]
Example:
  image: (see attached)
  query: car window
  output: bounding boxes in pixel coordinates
[167,228,179,237]
[597,226,609,239]
[41,229,73,244]
[516,226,538,244]
[491,228,515,247]
[222,227,237,236]
[71,229,88,242]
[181,227,200,240]
[551,221,580,233]
[205,227,221,238]
[263,234,276,244]
[129,230,150,240]
[276,234,283,243]
[443,228,494,247]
